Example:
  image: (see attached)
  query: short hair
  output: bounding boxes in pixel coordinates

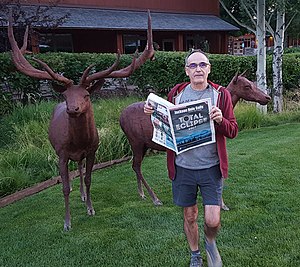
[185,49,209,66]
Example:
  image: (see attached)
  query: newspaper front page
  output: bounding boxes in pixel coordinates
[168,99,215,154]
[147,93,215,154]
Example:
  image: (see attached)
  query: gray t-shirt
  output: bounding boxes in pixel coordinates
[175,84,219,170]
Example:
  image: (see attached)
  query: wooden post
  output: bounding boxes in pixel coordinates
[117,32,124,54]
[177,33,184,51]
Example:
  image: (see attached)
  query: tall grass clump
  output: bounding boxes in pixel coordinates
[260,110,300,127]
[0,101,58,196]
[234,102,264,130]
[234,101,300,131]
[0,102,55,148]
[93,97,142,162]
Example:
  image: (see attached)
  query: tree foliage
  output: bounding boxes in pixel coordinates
[220,0,300,113]
[220,0,300,41]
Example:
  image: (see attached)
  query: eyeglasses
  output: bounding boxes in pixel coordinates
[186,62,210,69]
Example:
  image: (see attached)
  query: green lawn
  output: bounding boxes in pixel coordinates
[1,123,300,267]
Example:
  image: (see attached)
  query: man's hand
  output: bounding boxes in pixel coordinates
[144,102,154,115]
[210,106,223,124]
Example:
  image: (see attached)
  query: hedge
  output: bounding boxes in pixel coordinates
[1,50,300,98]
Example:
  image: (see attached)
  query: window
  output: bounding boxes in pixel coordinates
[123,34,146,54]
[186,37,194,50]
[185,34,208,52]
[162,39,175,51]
[39,34,73,53]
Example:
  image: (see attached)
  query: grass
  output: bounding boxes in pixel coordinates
[1,122,300,266]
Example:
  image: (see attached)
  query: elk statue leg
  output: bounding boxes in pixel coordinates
[132,146,147,200]
[59,156,72,231]
[131,144,163,206]
[120,102,163,206]
[78,161,86,202]
[84,153,96,216]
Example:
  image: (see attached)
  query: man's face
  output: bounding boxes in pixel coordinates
[185,52,211,86]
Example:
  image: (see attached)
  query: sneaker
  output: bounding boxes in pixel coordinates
[221,203,230,211]
[190,254,203,267]
[205,238,222,267]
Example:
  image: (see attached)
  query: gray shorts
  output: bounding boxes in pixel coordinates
[172,164,223,207]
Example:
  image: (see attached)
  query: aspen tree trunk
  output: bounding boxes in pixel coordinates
[256,0,268,114]
[272,9,285,113]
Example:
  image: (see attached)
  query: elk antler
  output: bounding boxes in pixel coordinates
[83,10,155,84]
[20,26,29,54]
[8,11,72,86]
[81,50,133,86]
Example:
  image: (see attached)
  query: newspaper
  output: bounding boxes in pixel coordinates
[147,93,216,154]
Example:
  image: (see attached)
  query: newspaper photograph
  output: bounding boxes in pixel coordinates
[147,93,176,151]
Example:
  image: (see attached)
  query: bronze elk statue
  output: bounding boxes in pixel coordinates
[120,73,271,207]
[8,12,154,230]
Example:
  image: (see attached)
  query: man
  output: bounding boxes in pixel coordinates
[144,49,238,267]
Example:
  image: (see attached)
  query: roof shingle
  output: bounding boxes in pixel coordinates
[26,6,239,31]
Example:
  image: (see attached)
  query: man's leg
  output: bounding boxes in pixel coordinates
[204,205,222,267]
[184,204,199,251]
[184,204,203,267]
[204,205,221,240]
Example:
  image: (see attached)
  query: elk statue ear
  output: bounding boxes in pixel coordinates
[51,81,67,93]
[88,79,105,94]
[240,69,248,77]
[233,71,239,84]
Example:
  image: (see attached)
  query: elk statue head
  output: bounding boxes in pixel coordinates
[8,11,154,231]
[227,70,271,107]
